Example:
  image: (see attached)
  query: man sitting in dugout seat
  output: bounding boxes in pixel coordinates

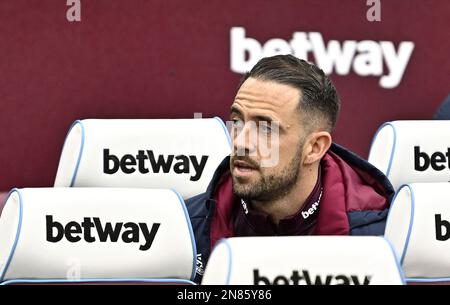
[186,54,394,282]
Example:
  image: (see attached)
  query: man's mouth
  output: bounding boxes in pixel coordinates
[233,160,258,177]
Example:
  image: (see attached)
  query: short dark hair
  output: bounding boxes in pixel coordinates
[238,54,340,132]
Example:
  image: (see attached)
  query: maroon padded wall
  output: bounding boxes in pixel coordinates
[0,0,449,190]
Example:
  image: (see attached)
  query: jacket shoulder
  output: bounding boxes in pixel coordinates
[330,143,395,195]
[185,192,209,219]
[348,209,389,236]
[328,143,394,236]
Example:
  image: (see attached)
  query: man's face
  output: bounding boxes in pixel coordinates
[230,78,307,202]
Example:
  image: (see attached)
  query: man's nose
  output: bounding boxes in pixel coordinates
[233,121,258,157]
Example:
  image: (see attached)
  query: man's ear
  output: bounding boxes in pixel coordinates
[303,131,332,165]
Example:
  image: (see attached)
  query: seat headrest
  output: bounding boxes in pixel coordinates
[0,188,196,284]
[201,236,404,285]
[54,118,231,199]
[385,183,450,282]
[368,120,450,191]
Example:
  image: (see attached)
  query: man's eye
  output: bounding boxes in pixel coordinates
[232,119,244,128]
[259,122,272,134]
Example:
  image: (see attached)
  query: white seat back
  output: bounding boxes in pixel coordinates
[385,183,450,283]
[0,187,196,284]
[369,120,450,191]
[201,236,404,285]
[54,118,231,199]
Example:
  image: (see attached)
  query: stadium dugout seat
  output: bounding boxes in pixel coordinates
[384,183,450,284]
[368,120,450,192]
[54,118,231,199]
[0,188,197,285]
[201,236,405,285]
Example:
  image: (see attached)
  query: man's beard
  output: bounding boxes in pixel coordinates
[231,145,303,202]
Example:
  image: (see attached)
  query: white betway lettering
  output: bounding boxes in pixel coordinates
[241,199,249,214]
[230,27,414,89]
[301,189,322,220]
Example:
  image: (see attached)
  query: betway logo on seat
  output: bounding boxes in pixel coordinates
[103,149,208,181]
[253,269,372,285]
[230,27,415,89]
[414,146,450,172]
[46,215,160,251]
[435,214,450,241]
